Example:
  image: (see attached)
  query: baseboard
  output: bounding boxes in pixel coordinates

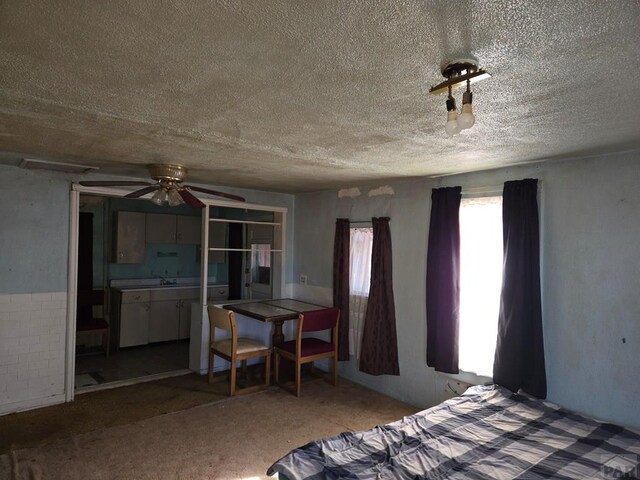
[0,393,66,416]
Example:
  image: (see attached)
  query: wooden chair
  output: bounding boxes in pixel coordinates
[207,306,271,396]
[274,307,340,397]
[76,289,110,356]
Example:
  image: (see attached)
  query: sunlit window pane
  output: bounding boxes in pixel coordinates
[459,196,503,377]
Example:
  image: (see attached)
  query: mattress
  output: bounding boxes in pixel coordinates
[267,385,640,479]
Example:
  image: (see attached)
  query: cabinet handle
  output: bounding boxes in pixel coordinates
[135,295,141,300]
[176,301,180,309]
[218,290,225,294]
[145,304,150,312]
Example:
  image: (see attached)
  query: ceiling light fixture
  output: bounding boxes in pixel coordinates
[430,58,490,137]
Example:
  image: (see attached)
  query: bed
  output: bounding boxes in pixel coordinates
[267,385,640,479]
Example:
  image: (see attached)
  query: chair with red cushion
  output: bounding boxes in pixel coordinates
[274,307,340,397]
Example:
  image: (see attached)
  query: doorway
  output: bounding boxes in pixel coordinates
[73,194,197,391]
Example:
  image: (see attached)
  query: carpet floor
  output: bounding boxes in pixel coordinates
[0,375,417,479]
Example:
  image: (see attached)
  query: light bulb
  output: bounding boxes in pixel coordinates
[445,110,461,137]
[151,188,169,206]
[167,188,183,207]
[458,103,475,129]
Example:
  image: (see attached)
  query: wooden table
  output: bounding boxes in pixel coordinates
[222,298,327,345]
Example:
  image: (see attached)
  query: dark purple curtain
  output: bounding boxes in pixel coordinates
[493,178,547,398]
[359,217,399,376]
[426,187,462,374]
[333,219,350,361]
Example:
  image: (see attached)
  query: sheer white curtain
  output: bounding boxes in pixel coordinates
[349,227,373,359]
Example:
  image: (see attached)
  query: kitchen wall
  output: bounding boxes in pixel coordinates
[0,164,294,414]
[293,150,640,429]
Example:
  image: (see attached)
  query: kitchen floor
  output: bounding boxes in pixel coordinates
[75,341,190,388]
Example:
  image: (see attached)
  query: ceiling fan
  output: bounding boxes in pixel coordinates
[79,164,245,208]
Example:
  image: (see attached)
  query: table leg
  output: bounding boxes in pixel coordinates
[271,320,290,381]
[272,320,285,346]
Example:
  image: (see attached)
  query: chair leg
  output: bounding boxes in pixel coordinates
[230,360,237,396]
[208,350,215,384]
[332,354,338,386]
[105,329,110,358]
[264,353,271,387]
[274,352,280,385]
[295,361,301,397]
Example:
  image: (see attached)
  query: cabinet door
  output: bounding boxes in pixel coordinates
[146,214,177,244]
[178,299,195,339]
[113,211,146,263]
[176,215,201,244]
[148,300,180,343]
[119,302,149,347]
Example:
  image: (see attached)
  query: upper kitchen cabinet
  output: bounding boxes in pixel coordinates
[176,215,201,244]
[113,211,146,263]
[146,213,177,244]
[145,213,202,245]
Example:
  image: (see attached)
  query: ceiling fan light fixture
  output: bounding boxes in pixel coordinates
[151,188,169,206]
[167,187,184,207]
[79,163,246,208]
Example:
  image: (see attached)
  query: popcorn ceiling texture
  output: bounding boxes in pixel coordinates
[0,0,639,193]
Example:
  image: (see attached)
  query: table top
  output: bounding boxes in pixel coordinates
[222,298,327,322]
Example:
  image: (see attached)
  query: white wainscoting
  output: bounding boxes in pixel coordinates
[0,292,67,415]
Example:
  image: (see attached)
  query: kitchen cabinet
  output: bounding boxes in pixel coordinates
[146,213,177,244]
[145,214,201,245]
[148,300,180,343]
[113,211,146,263]
[114,285,228,346]
[118,291,150,347]
[177,215,201,244]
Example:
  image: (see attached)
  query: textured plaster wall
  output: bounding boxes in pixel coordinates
[0,167,71,294]
[293,150,640,428]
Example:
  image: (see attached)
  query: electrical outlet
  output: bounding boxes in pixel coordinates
[300,274,308,285]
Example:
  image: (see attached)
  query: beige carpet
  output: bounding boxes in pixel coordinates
[1,379,417,479]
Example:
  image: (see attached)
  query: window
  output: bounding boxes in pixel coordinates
[458,196,503,377]
[349,227,373,359]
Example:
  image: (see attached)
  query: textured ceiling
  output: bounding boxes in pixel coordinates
[1,0,639,193]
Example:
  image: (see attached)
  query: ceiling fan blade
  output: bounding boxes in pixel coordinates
[178,188,206,208]
[186,185,246,202]
[124,185,161,198]
[79,181,153,187]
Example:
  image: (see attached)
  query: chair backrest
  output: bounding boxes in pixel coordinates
[300,307,340,332]
[207,306,237,344]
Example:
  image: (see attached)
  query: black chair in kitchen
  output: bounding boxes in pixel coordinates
[76,289,110,356]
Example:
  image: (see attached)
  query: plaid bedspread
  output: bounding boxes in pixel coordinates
[267,385,640,479]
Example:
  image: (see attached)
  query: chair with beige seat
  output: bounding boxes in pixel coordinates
[207,306,271,396]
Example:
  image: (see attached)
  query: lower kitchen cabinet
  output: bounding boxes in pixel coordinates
[113,285,228,348]
[148,300,180,343]
[118,292,150,348]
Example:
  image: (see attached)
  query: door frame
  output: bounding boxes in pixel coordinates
[66,184,287,402]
